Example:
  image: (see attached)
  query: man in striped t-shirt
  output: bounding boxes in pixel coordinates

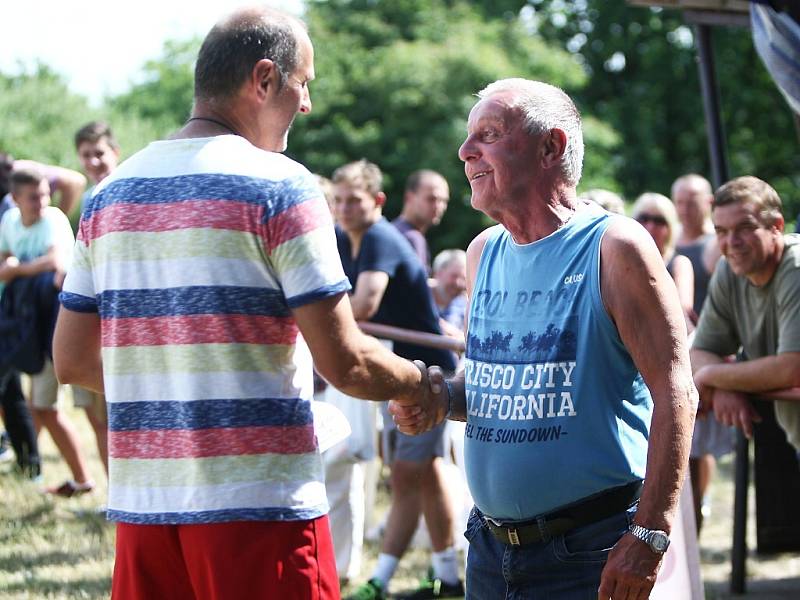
[52,8,436,600]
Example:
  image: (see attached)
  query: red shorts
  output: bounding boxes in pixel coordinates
[112,516,340,600]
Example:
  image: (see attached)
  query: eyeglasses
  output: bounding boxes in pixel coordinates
[636,214,668,227]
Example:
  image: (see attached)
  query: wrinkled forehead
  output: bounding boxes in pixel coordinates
[712,200,763,225]
[467,93,520,131]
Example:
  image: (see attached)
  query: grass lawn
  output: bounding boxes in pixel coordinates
[2,404,800,598]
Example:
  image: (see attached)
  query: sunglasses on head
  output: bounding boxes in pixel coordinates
[636,214,668,227]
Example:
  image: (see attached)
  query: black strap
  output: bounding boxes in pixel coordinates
[483,480,643,546]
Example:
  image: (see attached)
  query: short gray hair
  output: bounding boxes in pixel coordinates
[478,78,584,187]
[433,249,466,274]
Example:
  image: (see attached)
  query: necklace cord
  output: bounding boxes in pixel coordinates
[185,116,240,137]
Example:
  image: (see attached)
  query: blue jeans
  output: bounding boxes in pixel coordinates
[464,503,638,599]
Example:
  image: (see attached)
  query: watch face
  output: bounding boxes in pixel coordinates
[651,532,670,553]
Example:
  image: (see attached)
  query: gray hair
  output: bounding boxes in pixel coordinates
[478,78,584,187]
[433,248,466,274]
[579,188,625,214]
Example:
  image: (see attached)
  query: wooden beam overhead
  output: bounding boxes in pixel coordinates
[627,0,749,13]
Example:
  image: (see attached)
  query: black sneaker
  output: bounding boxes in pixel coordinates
[346,578,387,600]
[399,575,464,599]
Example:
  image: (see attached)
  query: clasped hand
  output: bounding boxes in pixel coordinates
[388,362,448,435]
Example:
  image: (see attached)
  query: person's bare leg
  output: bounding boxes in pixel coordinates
[85,405,108,475]
[689,454,715,533]
[381,459,426,557]
[33,407,92,484]
[421,458,455,552]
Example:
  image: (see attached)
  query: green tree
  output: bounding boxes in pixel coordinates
[0,64,164,172]
[292,0,619,253]
[525,0,799,218]
[0,64,96,169]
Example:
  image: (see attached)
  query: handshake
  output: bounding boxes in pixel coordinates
[388,361,452,436]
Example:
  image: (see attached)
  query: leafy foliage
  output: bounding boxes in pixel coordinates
[526,0,799,219]
[292,0,611,253]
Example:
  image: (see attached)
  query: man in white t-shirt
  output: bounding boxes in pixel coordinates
[0,167,94,496]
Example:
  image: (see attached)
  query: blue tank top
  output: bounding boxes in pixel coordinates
[464,206,651,520]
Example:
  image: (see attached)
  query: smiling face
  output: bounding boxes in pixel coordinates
[713,201,783,286]
[77,138,120,184]
[457,93,543,220]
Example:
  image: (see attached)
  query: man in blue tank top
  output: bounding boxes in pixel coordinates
[390,79,697,599]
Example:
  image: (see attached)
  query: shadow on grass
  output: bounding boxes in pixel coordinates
[0,503,56,543]
[2,574,111,597]
[0,549,82,571]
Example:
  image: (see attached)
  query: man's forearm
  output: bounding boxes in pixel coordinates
[696,353,800,393]
[689,347,725,373]
[332,334,423,401]
[635,380,697,533]
[15,255,58,278]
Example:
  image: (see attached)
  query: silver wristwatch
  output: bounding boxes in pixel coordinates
[628,523,670,554]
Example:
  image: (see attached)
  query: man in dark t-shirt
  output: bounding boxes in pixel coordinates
[392,170,449,274]
[333,160,462,599]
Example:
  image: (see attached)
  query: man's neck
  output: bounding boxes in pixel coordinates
[677,222,707,245]
[501,187,579,245]
[432,283,452,309]
[21,214,41,228]
[344,217,381,257]
[399,210,428,234]
[177,102,251,143]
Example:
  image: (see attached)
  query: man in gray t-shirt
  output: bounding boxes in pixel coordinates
[691,176,800,452]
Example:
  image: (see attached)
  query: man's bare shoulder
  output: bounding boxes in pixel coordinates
[466,226,498,263]
[600,216,661,267]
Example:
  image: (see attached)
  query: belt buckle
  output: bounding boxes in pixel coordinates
[485,516,521,546]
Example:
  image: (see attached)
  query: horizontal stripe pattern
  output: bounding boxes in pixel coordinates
[108,478,327,511]
[106,505,327,525]
[108,397,313,431]
[102,343,293,375]
[59,291,98,313]
[96,286,291,319]
[110,425,316,459]
[102,314,298,347]
[92,257,279,293]
[84,172,318,219]
[87,229,265,265]
[83,199,263,241]
[60,138,346,525]
[103,368,313,403]
[111,453,323,488]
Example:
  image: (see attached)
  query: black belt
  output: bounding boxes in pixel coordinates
[481,480,643,546]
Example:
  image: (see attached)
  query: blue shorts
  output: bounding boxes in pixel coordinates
[463,503,637,599]
[381,403,447,463]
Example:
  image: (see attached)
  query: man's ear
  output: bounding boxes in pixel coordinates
[375,192,387,208]
[251,58,278,101]
[772,213,785,233]
[541,128,568,170]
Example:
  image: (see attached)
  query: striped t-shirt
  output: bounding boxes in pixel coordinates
[60,135,350,525]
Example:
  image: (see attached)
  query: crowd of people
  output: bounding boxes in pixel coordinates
[1,5,798,600]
